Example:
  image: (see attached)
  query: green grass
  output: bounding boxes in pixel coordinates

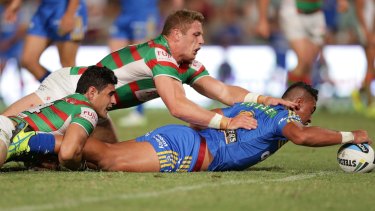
[1,108,375,211]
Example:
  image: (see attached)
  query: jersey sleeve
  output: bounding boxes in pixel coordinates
[186,60,210,85]
[274,110,303,135]
[72,107,98,135]
[149,48,181,80]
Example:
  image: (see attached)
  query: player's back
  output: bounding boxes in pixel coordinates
[11,93,97,135]
[96,35,209,109]
[203,103,301,171]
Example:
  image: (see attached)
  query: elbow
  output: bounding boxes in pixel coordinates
[58,148,82,167]
[290,133,309,146]
[167,103,184,119]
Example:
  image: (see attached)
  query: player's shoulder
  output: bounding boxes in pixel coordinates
[64,93,92,108]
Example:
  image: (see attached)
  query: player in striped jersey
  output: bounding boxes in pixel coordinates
[72,82,371,172]
[0,65,117,170]
[3,9,298,144]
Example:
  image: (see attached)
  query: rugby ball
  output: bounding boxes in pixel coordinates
[337,143,375,173]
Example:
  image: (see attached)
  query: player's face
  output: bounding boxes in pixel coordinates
[180,21,204,62]
[295,99,316,125]
[91,84,116,118]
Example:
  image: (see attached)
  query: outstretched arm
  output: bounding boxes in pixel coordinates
[155,76,257,130]
[59,124,89,170]
[192,76,298,108]
[282,122,372,147]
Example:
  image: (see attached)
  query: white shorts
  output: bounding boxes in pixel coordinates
[280,0,326,46]
[35,67,81,103]
[0,115,15,148]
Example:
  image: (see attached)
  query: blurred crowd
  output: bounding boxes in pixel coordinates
[83,0,361,46]
[1,0,375,117]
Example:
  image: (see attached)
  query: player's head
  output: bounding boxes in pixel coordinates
[76,65,118,117]
[282,82,318,125]
[162,9,205,62]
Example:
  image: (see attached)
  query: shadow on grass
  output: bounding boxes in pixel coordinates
[245,166,285,172]
[0,162,28,172]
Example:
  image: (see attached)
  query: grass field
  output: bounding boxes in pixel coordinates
[0,108,374,211]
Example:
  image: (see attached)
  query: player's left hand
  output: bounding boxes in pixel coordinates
[227,112,258,130]
[260,96,299,110]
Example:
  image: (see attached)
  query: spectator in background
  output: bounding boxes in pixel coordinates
[352,0,375,116]
[278,0,326,85]
[3,0,87,82]
[0,0,29,102]
[256,0,289,90]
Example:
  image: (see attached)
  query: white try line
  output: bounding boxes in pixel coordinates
[7,172,326,211]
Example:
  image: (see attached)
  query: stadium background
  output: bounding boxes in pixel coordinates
[0,1,375,210]
[1,0,374,108]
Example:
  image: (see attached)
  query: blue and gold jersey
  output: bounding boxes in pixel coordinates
[203,102,302,171]
[136,102,302,172]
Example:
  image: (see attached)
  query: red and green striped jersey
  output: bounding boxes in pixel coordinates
[296,0,322,13]
[11,94,98,135]
[94,35,209,109]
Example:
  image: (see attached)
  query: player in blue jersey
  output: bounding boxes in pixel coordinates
[28,82,369,172]
[0,1,30,99]
[4,0,87,82]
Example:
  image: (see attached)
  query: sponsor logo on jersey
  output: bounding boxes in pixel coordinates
[224,129,237,144]
[239,110,254,118]
[154,134,168,149]
[190,60,203,71]
[278,117,287,125]
[80,107,98,126]
[155,48,177,65]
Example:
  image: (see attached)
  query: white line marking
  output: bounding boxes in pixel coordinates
[7,173,323,211]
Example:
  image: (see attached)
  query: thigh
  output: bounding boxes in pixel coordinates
[22,35,50,62]
[85,139,160,172]
[2,93,43,116]
[304,12,326,46]
[136,125,202,172]
[106,141,160,172]
[55,41,79,66]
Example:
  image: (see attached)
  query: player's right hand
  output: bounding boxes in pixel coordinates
[227,112,257,130]
[352,130,372,144]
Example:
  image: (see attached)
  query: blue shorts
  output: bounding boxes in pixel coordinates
[28,0,87,41]
[136,125,202,172]
[110,14,158,41]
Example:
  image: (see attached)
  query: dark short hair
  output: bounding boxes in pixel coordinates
[282,82,319,102]
[75,65,117,94]
[161,9,204,35]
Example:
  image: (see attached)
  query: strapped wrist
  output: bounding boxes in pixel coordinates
[244,93,260,103]
[208,113,222,129]
[340,131,354,144]
[208,114,231,129]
